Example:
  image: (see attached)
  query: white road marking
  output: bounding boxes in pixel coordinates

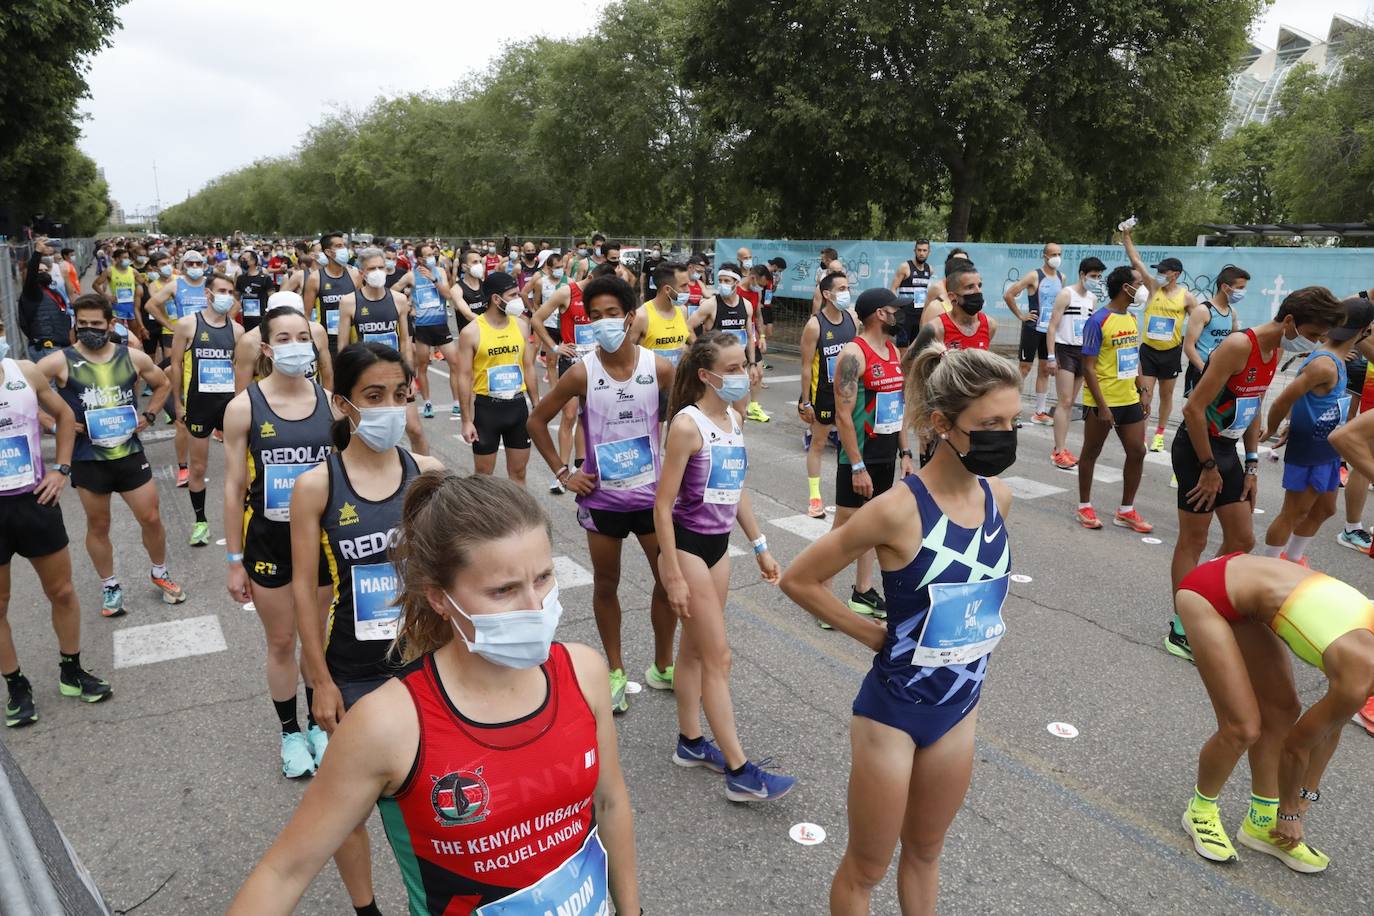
[553,555,594,588]
[728,543,748,557]
[999,477,1067,500]
[113,616,228,669]
[769,514,833,541]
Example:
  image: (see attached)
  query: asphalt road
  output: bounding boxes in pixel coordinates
[4,351,1372,916]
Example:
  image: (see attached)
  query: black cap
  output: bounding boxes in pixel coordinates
[855,287,899,320]
[482,271,518,299]
[1328,296,1374,341]
[768,256,788,270]
[1150,257,1184,273]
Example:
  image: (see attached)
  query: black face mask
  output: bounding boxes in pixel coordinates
[959,292,985,314]
[946,427,1017,477]
[77,328,110,350]
[882,319,900,336]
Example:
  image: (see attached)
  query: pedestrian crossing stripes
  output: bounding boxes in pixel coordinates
[112,616,228,669]
[999,477,1067,500]
[552,555,594,588]
[768,514,832,542]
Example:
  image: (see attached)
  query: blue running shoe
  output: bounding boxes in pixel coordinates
[827,429,841,450]
[451,404,462,420]
[802,429,813,452]
[101,584,125,618]
[422,401,434,419]
[281,732,316,778]
[673,736,725,773]
[724,758,796,802]
[306,724,329,767]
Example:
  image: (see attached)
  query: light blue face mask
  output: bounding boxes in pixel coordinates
[315,252,329,266]
[1086,277,1105,297]
[211,293,235,315]
[0,339,9,361]
[269,341,314,377]
[708,369,750,403]
[447,585,563,669]
[185,266,204,280]
[333,248,351,266]
[591,317,627,352]
[834,290,853,309]
[673,289,690,307]
[1282,331,1318,354]
[1228,288,1246,305]
[344,398,407,452]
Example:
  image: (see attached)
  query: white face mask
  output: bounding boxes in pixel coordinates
[365,268,387,289]
[503,297,525,318]
[447,586,563,669]
[551,267,565,279]
[469,264,485,279]
[1046,255,1062,270]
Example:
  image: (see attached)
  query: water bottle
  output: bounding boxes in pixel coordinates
[1117,216,1138,233]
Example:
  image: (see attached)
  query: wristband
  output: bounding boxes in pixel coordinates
[751,536,768,555]
[1276,812,1301,822]
[1245,452,1259,462]
[227,552,244,563]
[852,461,867,473]
[898,448,913,459]
[1046,353,1057,361]
[555,464,571,481]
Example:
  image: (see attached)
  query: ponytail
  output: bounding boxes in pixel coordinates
[903,339,1020,438]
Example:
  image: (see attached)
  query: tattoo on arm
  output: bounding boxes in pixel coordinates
[837,353,860,403]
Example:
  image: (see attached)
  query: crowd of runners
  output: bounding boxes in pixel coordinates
[2,225,1373,915]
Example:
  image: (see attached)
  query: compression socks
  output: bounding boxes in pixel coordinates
[1035,392,1049,414]
[1189,786,1219,815]
[355,902,383,916]
[1246,794,1279,831]
[189,488,207,523]
[304,686,318,729]
[1171,615,1187,637]
[1284,535,1312,562]
[808,477,822,501]
[59,652,81,678]
[274,697,301,735]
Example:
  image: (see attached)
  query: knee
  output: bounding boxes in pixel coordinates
[1227,529,1256,554]
[839,852,890,891]
[899,836,945,871]
[592,577,621,603]
[701,644,732,675]
[135,505,163,530]
[86,515,111,537]
[1267,696,1302,729]
[42,577,77,607]
[1219,715,1262,752]
[1123,438,1146,461]
[265,631,297,661]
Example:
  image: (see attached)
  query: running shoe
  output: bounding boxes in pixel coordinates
[1355,695,1374,735]
[673,735,726,773]
[189,521,210,547]
[1181,806,1238,863]
[1169,473,1178,489]
[1236,818,1329,873]
[1150,432,1166,452]
[764,362,773,370]
[644,663,674,691]
[306,724,329,767]
[211,430,223,443]
[101,584,126,618]
[422,401,434,419]
[1279,552,1311,570]
[1339,465,1349,488]
[802,429,813,451]
[4,677,37,728]
[1075,506,1103,529]
[1113,509,1153,533]
[164,411,175,426]
[58,667,112,704]
[549,480,566,495]
[451,404,462,420]
[828,430,841,450]
[175,466,190,487]
[724,759,797,802]
[609,668,629,713]
[746,402,771,423]
[150,573,187,605]
[1165,625,1194,663]
[1336,528,1372,552]
[1031,411,1053,426]
[1052,449,1078,470]
[807,497,827,519]
[280,732,316,778]
[848,587,887,620]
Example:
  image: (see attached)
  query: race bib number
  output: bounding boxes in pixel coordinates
[85,405,137,449]
[241,297,260,318]
[474,829,608,916]
[655,347,683,367]
[363,331,400,350]
[263,462,316,522]
[1116,346,1139,380]
[594,435,654,490]
[1146,315,1176,342]
[763,288,774,306]
[0,434,36,491]
[351,562,401,641]
[414,284,445,325]
[197,358,234,393]
[726,328,748,349]
[114,286,135,318]
[912,285,928,307]
[1072,316,1088,341]
[487,364,523,399]
[1223,395,1261,439]
[826,354,837,380]
[873,390,903,435]
[909,575,1009,667]
[325,309,340,335]
[705,444,747,505]
[181,294,207,317]
[573,323,596,358]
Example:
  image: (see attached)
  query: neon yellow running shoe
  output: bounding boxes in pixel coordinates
[644,663,674,691]
[1237,818,1329,873]
[1150,432,1166,452]
[1181,806,1238,863]
[609,668,629,713]
[746,402,770,423]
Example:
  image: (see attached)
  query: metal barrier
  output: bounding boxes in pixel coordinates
[0,737,111,915]
[1,238,98,355]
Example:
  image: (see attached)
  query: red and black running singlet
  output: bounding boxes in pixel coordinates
[378,643,608,915]
[1204,328,1277,439]
[560,283,593,361]
[939,311,991,350]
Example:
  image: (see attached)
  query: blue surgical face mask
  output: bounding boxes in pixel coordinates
[834,290,853,309]
[333,248,350,266]
[591,317,627,352]
[160,264,174,278]
[316,251,329,265]
[1228,288,1246,305]
[673,288,690,306]
[718,282,736,298]
[270,341,315,377]
[1282,329,1318,354]
[447,585,563,669]
[1085,277,1105,297]
[345,400,407,452]
[425,256,437,267]
[708,369,750,403]
[741,257,753,269]
[185,266,204,280]
[0,339,10,361]
[211,293,235,314]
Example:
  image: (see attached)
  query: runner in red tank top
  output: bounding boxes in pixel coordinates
[230,473,641,916]
[931,266,997,352]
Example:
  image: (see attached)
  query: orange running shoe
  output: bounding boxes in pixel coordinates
[1113,509,1154,533]
[1075,506,1103,529]
[807,498,827,519]
[1356,695,1374,735]
[150,573,187,605]
[1052,449,1078,470]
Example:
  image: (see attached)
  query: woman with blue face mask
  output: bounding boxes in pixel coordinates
[654,332,795,802]
[230,472,642,916]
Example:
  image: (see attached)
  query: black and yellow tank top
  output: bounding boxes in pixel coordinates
[182,313,237,403]
[811,309,856,401]
[245,383,333,524]
[350,287,401,350]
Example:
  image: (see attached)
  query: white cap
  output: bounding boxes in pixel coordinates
[181,249,206,264]
[536,249,555,268]
[266,290,306,315]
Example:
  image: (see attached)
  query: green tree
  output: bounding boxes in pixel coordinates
[1207,121,1284,224]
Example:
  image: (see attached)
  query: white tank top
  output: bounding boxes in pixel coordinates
[0,358,44,496]
[1055,286,1096,347]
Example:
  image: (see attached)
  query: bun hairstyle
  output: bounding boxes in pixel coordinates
[329,342,413,451]
[667,331,741,419]
[902,337,1020,438]
[389,470,551,662]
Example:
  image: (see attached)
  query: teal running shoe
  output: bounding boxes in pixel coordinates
[306,724,329,767]
[101,584,125,618]
[280,732,316,778]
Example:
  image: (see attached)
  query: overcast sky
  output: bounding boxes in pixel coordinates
[78,0,1373,214]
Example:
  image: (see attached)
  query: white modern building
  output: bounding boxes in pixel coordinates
[1229,14,1370,129]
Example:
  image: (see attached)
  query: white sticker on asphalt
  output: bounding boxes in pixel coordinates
[789,823,826,846]
[728,543,748,557]
[242,602,256,612]
[552,555,594,588]
[215,538,226,546]
[769,514,832,541]
[999,476,1067,500]
[1141,536,1163,544]
[1047,722,1079,739]
[113,616,228,669]
[1254,508,1266,515]
[624,681,643,694]
[1011,574,1033,584]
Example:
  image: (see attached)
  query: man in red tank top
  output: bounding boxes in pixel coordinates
[930,264,996,351]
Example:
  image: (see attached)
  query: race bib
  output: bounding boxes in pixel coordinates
[873,390,903,435]
[594,435,654,490]
[325,309,340,335]
[1146,315,1176,342]
[1072,316,1088,341]
[573,324,596,358]
[351,562,401,641]
[85,405,137,449]
[414,284,445,325]
[263,462,316,522]
[726,328,748,349]
[114,286,135,319]
[363,331,400,350]
[1223,395,1261,439]
[705,444,747,505]
[487,364,523,399]
[826,354,838,379]
[655,347,683,367]
[912,286,928,307]
[909,575,1009,667]
[241,297,260,318]
[1116,346,1140,380]
[197,358,234,393]
[474,828,607,916]
[0,434,36,491]
[180,294,207,317]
